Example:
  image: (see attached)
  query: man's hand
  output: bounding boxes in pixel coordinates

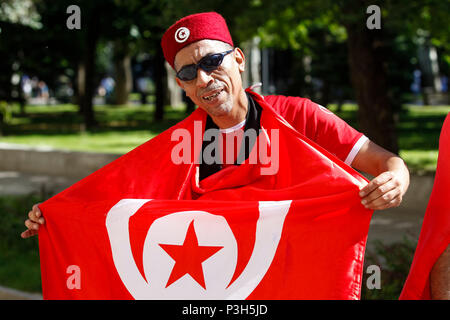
[21,203,44,238]
[351,140,410,211]
[359,171,406,210]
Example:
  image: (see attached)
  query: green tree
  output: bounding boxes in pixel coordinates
[234,0,449,154]
[27,0,171,126]
[28,0,99,128]
[0,0,42,116]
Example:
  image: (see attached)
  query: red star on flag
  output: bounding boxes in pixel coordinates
[159,220,223,289]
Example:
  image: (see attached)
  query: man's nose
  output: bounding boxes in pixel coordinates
[196,68,214,88]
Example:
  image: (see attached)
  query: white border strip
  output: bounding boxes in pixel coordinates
[344,135,369,166]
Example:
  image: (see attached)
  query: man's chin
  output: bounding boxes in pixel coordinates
[203,102,232,118]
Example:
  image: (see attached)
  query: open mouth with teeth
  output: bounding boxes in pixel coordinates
[202,89,223,101]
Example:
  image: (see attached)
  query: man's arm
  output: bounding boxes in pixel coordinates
[430,245,450,300]
[351,140,410,210]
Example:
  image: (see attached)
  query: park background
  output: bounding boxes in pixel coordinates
[0,0,449,299]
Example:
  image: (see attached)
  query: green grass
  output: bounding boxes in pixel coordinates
[0,195,45,293]
[397,106,449,174]
[1,131,154,154]
[1,103,188,154]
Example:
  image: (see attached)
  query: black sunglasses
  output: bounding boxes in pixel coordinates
[176,49,234,81]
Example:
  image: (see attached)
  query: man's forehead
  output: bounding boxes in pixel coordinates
[174,39,231,69]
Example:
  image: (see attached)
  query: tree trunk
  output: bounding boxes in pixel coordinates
[154,45,166,121]
[18,90,26,116]
[113,39,132,105]
[319,79,330,108]
[345,26,399,154]
[78,11,100,130]
[76,60,85,114]
[0,110,3,136]
[80,43,96,129]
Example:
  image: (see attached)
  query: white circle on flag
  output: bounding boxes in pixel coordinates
[105,199,291,300]
[142,211,237,299]
[175,27,190,43]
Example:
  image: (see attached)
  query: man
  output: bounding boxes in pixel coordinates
[22,12,409,237]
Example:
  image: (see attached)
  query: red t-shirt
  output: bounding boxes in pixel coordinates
[264,95,366,166]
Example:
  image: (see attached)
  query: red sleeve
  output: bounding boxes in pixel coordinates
[264,95,365,164]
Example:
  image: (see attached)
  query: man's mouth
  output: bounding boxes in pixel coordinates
[202,89,223,101]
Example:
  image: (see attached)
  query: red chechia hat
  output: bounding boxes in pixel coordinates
[161,12,234,69]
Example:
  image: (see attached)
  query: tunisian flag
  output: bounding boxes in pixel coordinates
[38,90,373,300]
[400,113,450,299]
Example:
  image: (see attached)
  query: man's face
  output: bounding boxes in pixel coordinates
[174,40,245,118]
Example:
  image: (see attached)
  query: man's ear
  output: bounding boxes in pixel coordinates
[175,77,185,90]
[234,47,246,73]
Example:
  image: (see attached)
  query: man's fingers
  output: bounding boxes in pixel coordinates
[364,188,399,207]
[28,210,36,221]
[32,203,41,214]
[365,193,402,211]
[359,171,406,210]
[359,171,394,197]
[21,229,38,239]
[24,219,40,231]
[32,204,42,217]
[373,196,402,211]
[361,179,398,204]
[22,203,44,239]
[28,204,44,224]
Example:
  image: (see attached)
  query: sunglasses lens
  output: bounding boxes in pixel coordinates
[177,50,232,81]
[177,65,197,81]
[200,54,223,71]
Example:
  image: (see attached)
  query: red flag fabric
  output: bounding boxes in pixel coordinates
[400,113,450,299]
[38,90,373,299]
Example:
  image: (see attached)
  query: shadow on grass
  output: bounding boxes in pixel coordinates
[5,105,188,136]
[397,113,446,150]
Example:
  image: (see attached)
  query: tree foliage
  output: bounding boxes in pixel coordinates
[0,0,448,141]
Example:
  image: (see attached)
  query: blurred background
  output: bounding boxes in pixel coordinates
[0,0,448,299]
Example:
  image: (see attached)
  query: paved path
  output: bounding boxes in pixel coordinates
[0,285,42,300]
[0,171,79,196]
